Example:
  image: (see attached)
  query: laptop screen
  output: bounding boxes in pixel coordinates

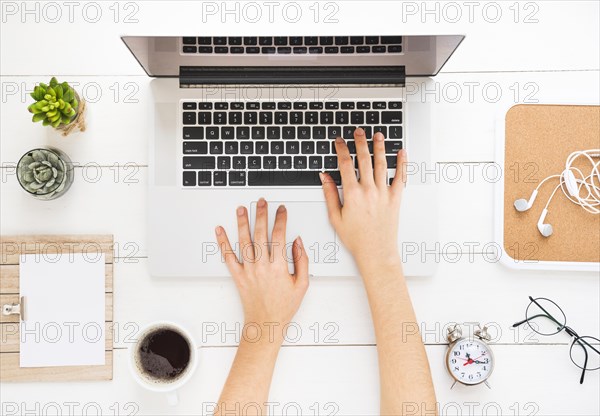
[122,35,464,79]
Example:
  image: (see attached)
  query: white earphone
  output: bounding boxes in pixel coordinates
[513,149,600,237]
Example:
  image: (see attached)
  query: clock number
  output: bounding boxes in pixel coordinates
[453,351,460,356]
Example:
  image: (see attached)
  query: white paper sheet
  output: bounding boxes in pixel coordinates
[19,252,106,367]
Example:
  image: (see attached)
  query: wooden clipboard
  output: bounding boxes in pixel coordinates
[501,105,600,267]
[0,235,113,381]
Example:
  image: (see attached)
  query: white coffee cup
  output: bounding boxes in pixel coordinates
[128,321,198,406]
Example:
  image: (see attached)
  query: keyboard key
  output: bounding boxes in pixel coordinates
[240,142,253,154]
[294,156,308,169]
[228,37,242,46]
[385,141,403,154]
[313,127,326,140]
[248,170,341,186]
[366,111,380,124]
[183,127,204,140]
[310,102,324,110]
[309,46,323,54]
[183,37,197,45]
[231,102,244,110]
[324,47,339,54]
[217,156,231,170]
[183,102,197,110]
[365,36,379,44]
[382,111,402,124]
[341,46,354,54]
[309,156,322,170]
[229,112,243,125]
[278,102,292,110]
[305,112,319,124]
[320,37,334,45]
[233,156,246,169]
[183,171,196,186]
[274,37,288,45]
[198,102,213,110]
[341,102,355,109]
[246,47,260,54]
[389,102,402,109]
[301,142,315,154]
[183,156,215,170]
[183,142,208,154]
[262,47,276,54]
[325,102,339,109]
[389,126,402,139]
[214,102,228,110]
[267,127,281,140]
[381,36,402,44]
[278,47,292,54]
[262,102,276,110]
[357,102,370,109]
[183,112,196,125]
[357,46,371,53]
[229,171,246,186]
[198,46,213,53]
[282,127,295,140]
[214,112,227,125]
[351,112,365,124]
[293,47,307,54]
[210,142,223,154]
[298,126,311,140]
[259,37,273,46]
[335,36,349,45]
[222,128,234,143]
[246,102,260,110]
[386,156,398,168]
[342,126,355,140]
[237,126,250,140]
[289,37,303,45]
[350,36,364,45]
[244,112,258,125]
[271,141,284,154]
[198,37,211,45]
[293,102,308,110]
[286,142,300,154]
[305,37,318,45]
[248,156,261,169]
[244,37,258,45]
[206,127,219,140]
[256,142,269,154]
[198,112,211,125]
[215,47,228,54]
[264,156,277,169]
[183,46,197,53]
[372,46,386,53]
[346,141,356,154]
[214,171,227,186]
[328,126,342,139]
[373,102,387,109]
[225,142,238,154]
[278,156,292,169]
[260,112,273,124]
[275,112,289,125]
[320,112,334,124]
[374,126,387,137]
[335,111,349,124]
[324,156,338,169]
[213,37,227,45]
[388,45,402,53]
[290,112,303,125]
[317,141,330,154]
[248,126,268,142]
[230,47,244,54]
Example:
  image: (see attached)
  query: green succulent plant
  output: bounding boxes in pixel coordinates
[27,77,79,128]
[17,149,66,196]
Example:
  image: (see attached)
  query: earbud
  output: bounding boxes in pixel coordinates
[514,189,538,212]
[537,208,553,237]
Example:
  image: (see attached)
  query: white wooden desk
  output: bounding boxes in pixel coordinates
[1,1,599,414]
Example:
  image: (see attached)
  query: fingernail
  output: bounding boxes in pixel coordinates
[374,132,384,142]
[335,137,344,144]
[400,149,407,157]
[237,206,245,216]
[258,198,266,208]
[277,205,286,213]
[356,127,365,135]
[295,236,303,247]
[215,226,223,236]
[319,172,325,183]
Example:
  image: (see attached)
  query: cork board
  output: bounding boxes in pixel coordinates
[0,235,113,381]
[504,105,600,263]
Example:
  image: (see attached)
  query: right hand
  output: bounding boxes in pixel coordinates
[320,128,407,271]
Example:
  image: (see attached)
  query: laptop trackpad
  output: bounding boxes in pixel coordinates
[250,201,338,268]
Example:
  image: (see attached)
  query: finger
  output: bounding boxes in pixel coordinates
[292,237,309,290]
[372,132,388,188]
[319,172,342,226]
[253,198,269,263]
[236,205,255,264]
[215,226,243,277]
[354,128,374,185]
[334,137,358,187]
[391,149,408,194]
[271,205,288,262]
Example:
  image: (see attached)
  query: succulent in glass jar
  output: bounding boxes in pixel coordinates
[17,148,74,200]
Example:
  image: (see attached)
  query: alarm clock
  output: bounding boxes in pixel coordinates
[445,323,494,388]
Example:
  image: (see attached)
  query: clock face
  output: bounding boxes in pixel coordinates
[447,338,493,385]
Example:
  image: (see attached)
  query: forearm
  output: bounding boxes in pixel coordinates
[359,259,437,416]
[215,337,282,416]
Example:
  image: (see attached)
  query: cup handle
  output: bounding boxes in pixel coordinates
[167,390,179,406]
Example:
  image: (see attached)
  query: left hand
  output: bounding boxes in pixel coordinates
[215,199,309,344]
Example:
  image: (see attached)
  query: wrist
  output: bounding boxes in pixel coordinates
[356,253,403,278]
[241,320,286,348]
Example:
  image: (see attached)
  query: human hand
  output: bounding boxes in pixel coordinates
[320,128,407,272]
[215,199,309,344]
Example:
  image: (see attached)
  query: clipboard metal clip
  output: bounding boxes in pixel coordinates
[2,296,25,321]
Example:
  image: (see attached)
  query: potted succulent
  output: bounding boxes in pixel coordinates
[27,77,86,136]
[17,148,74,200]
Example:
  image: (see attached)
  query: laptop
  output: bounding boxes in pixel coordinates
[121,35,464,278]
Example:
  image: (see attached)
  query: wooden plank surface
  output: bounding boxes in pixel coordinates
[0,235,114,264]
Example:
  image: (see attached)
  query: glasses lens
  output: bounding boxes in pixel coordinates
[525,297,566,335]
[570,336,600,371]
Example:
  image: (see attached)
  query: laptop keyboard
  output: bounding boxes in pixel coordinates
[181,100,403,187]
[182,36,402,55]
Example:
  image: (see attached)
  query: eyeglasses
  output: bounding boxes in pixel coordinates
[513,296,599,384]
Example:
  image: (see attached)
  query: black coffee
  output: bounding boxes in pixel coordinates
[138,328,191,381]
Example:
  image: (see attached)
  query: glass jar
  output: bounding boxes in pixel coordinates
[17,147,74,200]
